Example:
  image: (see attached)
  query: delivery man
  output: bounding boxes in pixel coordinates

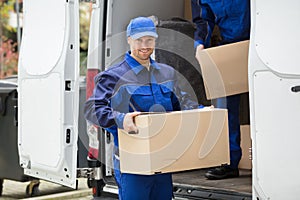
[84,16,199,200]
[191,0,250,179]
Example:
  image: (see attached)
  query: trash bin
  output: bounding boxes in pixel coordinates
[0,79,24,180]
[0,77,40,196]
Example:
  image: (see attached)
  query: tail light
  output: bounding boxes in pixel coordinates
[86,68,100,160]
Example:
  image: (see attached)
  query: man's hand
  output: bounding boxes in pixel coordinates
[123,112,141,134]
[195,44,205,64]
[202,105,214,110]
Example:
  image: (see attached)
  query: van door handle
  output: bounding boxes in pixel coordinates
[291,86,300,93]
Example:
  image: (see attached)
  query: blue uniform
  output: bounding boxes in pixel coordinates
[84,52,198,200]
[191,0,250,169]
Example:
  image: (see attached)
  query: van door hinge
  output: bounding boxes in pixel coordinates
[77,167,101,179]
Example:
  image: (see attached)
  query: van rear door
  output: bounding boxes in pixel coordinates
[17,0,79,188]
[249,0,300,198]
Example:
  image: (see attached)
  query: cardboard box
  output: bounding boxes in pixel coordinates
[197,40,249,99]
[118,108,230,175]
[239,125,252,170]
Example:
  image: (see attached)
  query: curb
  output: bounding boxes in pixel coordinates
[22,188,92,200]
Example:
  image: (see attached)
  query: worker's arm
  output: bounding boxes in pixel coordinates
[191,0,215,47]
[191,0,215,62]
[84,72,125,129]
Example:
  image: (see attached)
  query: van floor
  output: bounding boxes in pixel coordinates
[172,168,252,199]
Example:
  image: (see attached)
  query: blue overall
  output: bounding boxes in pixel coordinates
[191,0,250,168]
[84,52,199,200]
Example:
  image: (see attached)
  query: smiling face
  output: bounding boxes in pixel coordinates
[128,36,156,66]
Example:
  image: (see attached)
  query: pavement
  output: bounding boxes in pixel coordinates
[0,178,94,200]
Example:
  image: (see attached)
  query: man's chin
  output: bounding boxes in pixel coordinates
[138,54,151,60]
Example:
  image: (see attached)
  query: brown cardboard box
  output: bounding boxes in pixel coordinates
[239,125,252,169]
[197,40,249,99]
[118,108,230,175]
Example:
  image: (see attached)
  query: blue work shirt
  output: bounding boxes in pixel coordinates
[191,0,250,47]
[84,52,199,147]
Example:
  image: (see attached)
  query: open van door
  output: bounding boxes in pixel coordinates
[17,0,80,188]
[249,0,300,198]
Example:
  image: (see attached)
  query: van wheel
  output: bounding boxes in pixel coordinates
[90,179,105,197]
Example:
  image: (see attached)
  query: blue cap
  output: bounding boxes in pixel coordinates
[126,17,158,39]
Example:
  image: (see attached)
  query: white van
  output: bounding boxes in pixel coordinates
[17,0,300,199]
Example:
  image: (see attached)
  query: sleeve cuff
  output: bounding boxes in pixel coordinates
[198,104,205,109]
[115,112,125,129]
[194,40,204,48]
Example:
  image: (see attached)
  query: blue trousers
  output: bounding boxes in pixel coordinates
[113,155,173,200]
[214,94,242,169]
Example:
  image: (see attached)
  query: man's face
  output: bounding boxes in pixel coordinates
[128,36,156,62]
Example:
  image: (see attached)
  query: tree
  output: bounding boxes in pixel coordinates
[0,0,19,78]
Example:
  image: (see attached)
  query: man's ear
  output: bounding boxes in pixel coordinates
[127,37,131,45]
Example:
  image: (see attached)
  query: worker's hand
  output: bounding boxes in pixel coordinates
[202,105,214,110]
[195,44,205,64]
[123,112,141,134]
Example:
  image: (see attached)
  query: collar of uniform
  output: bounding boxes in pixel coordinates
[125,51,160,74]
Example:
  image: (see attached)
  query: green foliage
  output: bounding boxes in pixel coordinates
[0,1,18,78]
[80,3,90,51]
[79,3,91,75]
[0,36,19,78]
[80,51,88,75]
[0,1,16,33]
